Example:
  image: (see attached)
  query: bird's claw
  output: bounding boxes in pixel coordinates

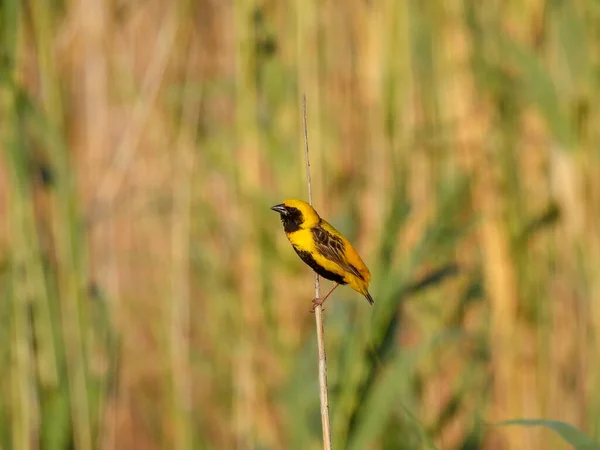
[311,297,326,313]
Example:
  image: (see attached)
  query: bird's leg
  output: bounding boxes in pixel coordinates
[312,283,339,311]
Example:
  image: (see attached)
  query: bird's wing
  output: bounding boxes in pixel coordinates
[311,223,365,280]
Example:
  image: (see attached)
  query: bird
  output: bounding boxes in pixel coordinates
[270,199,374,310]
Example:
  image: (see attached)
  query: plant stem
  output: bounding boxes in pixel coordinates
[302,94,333,450]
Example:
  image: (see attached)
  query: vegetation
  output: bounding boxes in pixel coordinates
[1,0,600,449]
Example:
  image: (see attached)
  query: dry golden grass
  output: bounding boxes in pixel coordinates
[1,1,600,449]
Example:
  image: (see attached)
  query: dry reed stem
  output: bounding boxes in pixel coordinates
[302,95,333,450]
[88,9,179,221]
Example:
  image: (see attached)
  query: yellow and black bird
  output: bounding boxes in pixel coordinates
[271,199,374,309]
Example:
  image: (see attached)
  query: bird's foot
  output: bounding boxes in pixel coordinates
[311,297,326,313]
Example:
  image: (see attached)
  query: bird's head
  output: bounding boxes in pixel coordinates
[270,199,321,232]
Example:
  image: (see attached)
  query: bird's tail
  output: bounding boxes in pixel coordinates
[365,291,374,305]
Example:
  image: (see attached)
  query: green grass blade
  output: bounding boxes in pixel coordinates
[496,419,600,449]
[347,331,464,450]
[499,33,573,147]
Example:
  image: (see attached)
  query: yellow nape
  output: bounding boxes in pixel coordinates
[283,199,321,228]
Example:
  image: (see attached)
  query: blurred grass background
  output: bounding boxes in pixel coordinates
[1,0,600,449]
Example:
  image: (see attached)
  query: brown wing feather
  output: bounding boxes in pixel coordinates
[311,225,365,280]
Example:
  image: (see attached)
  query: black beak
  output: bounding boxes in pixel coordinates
[270,204,287,215]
